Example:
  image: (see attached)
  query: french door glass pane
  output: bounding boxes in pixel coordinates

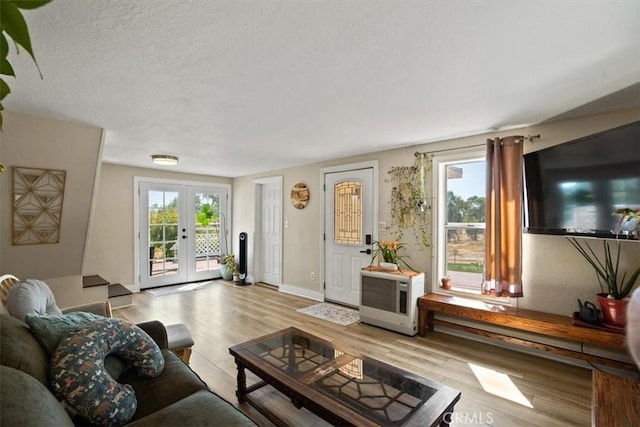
[194,193,222,272]
[334,181,363,245]
[148,191,180,278]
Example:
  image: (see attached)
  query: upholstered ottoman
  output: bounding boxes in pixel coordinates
[167,323,194,364]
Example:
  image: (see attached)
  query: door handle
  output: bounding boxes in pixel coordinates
[360,249,372,254]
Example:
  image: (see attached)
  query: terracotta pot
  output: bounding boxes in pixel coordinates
[597,293,628,327]
[441,278,452,290]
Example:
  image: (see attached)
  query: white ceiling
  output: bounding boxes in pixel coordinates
[6,0,640,177]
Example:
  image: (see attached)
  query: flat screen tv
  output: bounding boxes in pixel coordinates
[524,121,640,239]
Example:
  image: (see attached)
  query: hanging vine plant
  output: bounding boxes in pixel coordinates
[387,153,432,249]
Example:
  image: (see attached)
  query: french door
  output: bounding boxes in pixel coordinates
[138,181,229,289]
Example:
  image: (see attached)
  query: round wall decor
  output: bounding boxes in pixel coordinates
[291,183,310,209]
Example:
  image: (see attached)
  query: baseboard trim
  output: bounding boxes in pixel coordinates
[278,284,324,302]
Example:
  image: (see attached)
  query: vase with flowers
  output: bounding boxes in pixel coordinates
[370,240,415,272]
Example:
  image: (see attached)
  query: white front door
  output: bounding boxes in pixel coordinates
[139,181,229,289]
[324,167,375,307]
[260,181,282,285]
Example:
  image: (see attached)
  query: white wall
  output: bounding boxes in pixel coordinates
[0,111,102,278]
[232,108,640,315]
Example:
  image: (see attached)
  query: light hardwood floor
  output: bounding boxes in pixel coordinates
[114,280,592,427]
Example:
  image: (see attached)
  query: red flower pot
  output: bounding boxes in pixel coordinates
[597,293,628,328]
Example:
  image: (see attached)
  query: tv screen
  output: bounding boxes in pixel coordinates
[524,121,640,239]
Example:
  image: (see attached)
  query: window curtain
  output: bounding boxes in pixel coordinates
[483,136,524,298]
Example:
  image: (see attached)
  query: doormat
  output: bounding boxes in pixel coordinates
[296,303,360,326]
[144,281,213,297]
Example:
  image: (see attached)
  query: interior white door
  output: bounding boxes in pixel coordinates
[260,182,282,285]
[139,182,229,289]
[324,168,374,307]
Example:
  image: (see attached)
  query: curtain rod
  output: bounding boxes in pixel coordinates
[414,134,541,157]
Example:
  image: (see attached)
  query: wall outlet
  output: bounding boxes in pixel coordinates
[379,221,387,231]
[311,272,315,280]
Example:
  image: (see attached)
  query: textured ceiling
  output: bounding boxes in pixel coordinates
[6,0,640,177]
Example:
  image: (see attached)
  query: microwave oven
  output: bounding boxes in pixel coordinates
[360,269,424,336]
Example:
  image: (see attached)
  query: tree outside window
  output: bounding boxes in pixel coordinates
[434,154,487,294]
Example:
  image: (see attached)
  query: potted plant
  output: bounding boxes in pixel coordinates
[568,237,640,327]
[220,254,237,281]
[387,155,432,250]
[441,276,452,290]
[370,240,415,272]
[612,208,640,238]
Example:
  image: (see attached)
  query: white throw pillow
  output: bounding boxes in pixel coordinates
[6,279,62,322]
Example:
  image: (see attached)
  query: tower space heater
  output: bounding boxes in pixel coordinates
[238,232,251,285]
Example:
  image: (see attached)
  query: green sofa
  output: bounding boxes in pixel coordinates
[0,314,255,426]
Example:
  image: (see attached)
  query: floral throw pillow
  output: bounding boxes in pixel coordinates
[50,318,164,426]
[25,311,103,355]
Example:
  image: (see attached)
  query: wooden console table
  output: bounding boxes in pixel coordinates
[418,293,634,371]
[592,370,640,426]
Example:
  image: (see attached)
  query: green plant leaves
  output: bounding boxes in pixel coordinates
[0,78,9,100]
[0,59,14,77]
[1,1,36,62]
[0,0,51,130]
[621,266,640,298]
[11,1,52,9]
[222,254,238,274]
[388,156,433,250]
[567,237,640,299]
[0,0,49,78]
[370,240,416,272]
[196,203,214,226]
[1,34,15,76]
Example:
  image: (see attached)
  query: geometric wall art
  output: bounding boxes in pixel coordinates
[12,166,67,245]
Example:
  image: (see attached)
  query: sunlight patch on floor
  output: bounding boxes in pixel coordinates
[469,363,534,408]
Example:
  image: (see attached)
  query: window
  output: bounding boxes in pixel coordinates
[432,150,486,295]
[334,180,363,245]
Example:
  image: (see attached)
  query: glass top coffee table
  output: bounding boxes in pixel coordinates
[229,327,461,426]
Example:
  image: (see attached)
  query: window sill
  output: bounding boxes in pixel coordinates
[433,287,514,307]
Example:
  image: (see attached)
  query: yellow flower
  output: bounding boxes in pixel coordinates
[370,239,415,271]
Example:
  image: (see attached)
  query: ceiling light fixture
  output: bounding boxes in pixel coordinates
[151,154,179,166]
